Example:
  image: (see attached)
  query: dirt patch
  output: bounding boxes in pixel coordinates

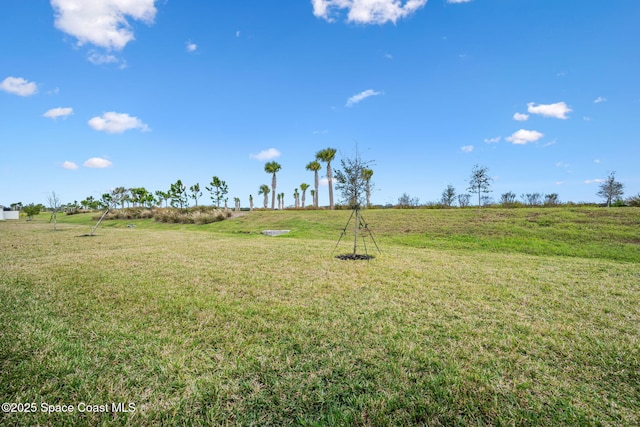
[335,254,375,261]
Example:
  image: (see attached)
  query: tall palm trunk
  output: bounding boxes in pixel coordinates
[314,171,319,207]
[327,162,334,210]
[271,174,277,210]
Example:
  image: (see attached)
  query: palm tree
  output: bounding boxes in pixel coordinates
[249,194,254,211]
[316,148,337,209]
[305,160,321,208]
[293,188,300,208]
[361,168,374,208]
[300,183,310,208]
[258,185,270,209]
[264,161,282,210]
[279,192,285,209]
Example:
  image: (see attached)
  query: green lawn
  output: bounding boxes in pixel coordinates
[1,208,639,425]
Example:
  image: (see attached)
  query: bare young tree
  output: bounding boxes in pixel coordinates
[441,184,456,207]
[47,191,61,231]
[501,191,517,207]
[457,193,471,208]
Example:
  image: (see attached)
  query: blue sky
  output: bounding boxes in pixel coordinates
[1,0,639,207]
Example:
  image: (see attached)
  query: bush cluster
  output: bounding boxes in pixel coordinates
[94,207,232,224]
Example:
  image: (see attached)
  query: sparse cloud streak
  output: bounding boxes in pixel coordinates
[43,107,73,119]
[346,89,382,107]
[460,145,474,153]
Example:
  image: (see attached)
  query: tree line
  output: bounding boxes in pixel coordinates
[397,165,636,208]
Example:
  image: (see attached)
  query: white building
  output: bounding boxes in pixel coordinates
[0,208,19,220]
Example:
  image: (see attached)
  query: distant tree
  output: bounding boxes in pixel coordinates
[500,191,517,207]
[206,176,228,208]
[397,193,419,209]
[154,190,170,208]
[361,168,374,208]
[130,187,151,207]
[300,183,310,208]
[112,186,128,209]
[10,202,22,211]
[258,185,270,209]
[316,147,337,210]
[467,164,492,207]
[189,183,202,207]
[234,197,240,212]
[457,193,471,208]
[264,161,282,210]
[100,193,113,210]
[441,184,456,207]
[522,193,542,206]
[544,193,560,206]
[169,180,188,211]
[23,203,41,221]
[47,191,62,231]
[279,192,285,209]
[597,172,624,207]
[306,160,322,208]
[249,194,254,211]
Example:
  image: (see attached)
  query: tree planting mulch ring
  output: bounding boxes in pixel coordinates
[335,254,375,261]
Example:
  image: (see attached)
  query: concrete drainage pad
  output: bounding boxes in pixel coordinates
[261,230,290,236]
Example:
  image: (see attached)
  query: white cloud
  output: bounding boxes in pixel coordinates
[484,136,500,144]
[447,0,472,3]
[527,102,572,119]
[460,145,474,153]
[513,112,529,121]
[594,159,601,164]
[346,89,382,107]
[236,31,241,38]
[584,179,604,184]
[88,112,149,133]
[186,42,197,52]
[51,0,157,51]
[84,157,112,168]
[43,107,73,119]
[87,51,124,67]
[62,161,79,170]
[506,129,544,145]
[319,177,329,186]
[312,0,427,25]
[555,181,564,185]
[555,161,570,168]
[594,96,607,104]
[0,76,38,96]
[250,148,281,161]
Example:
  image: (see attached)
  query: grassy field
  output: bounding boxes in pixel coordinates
[1,208,638,426]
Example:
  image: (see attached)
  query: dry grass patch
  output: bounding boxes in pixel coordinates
[1,219,639,425]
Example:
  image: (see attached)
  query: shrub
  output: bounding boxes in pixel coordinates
[94,207,231,224]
